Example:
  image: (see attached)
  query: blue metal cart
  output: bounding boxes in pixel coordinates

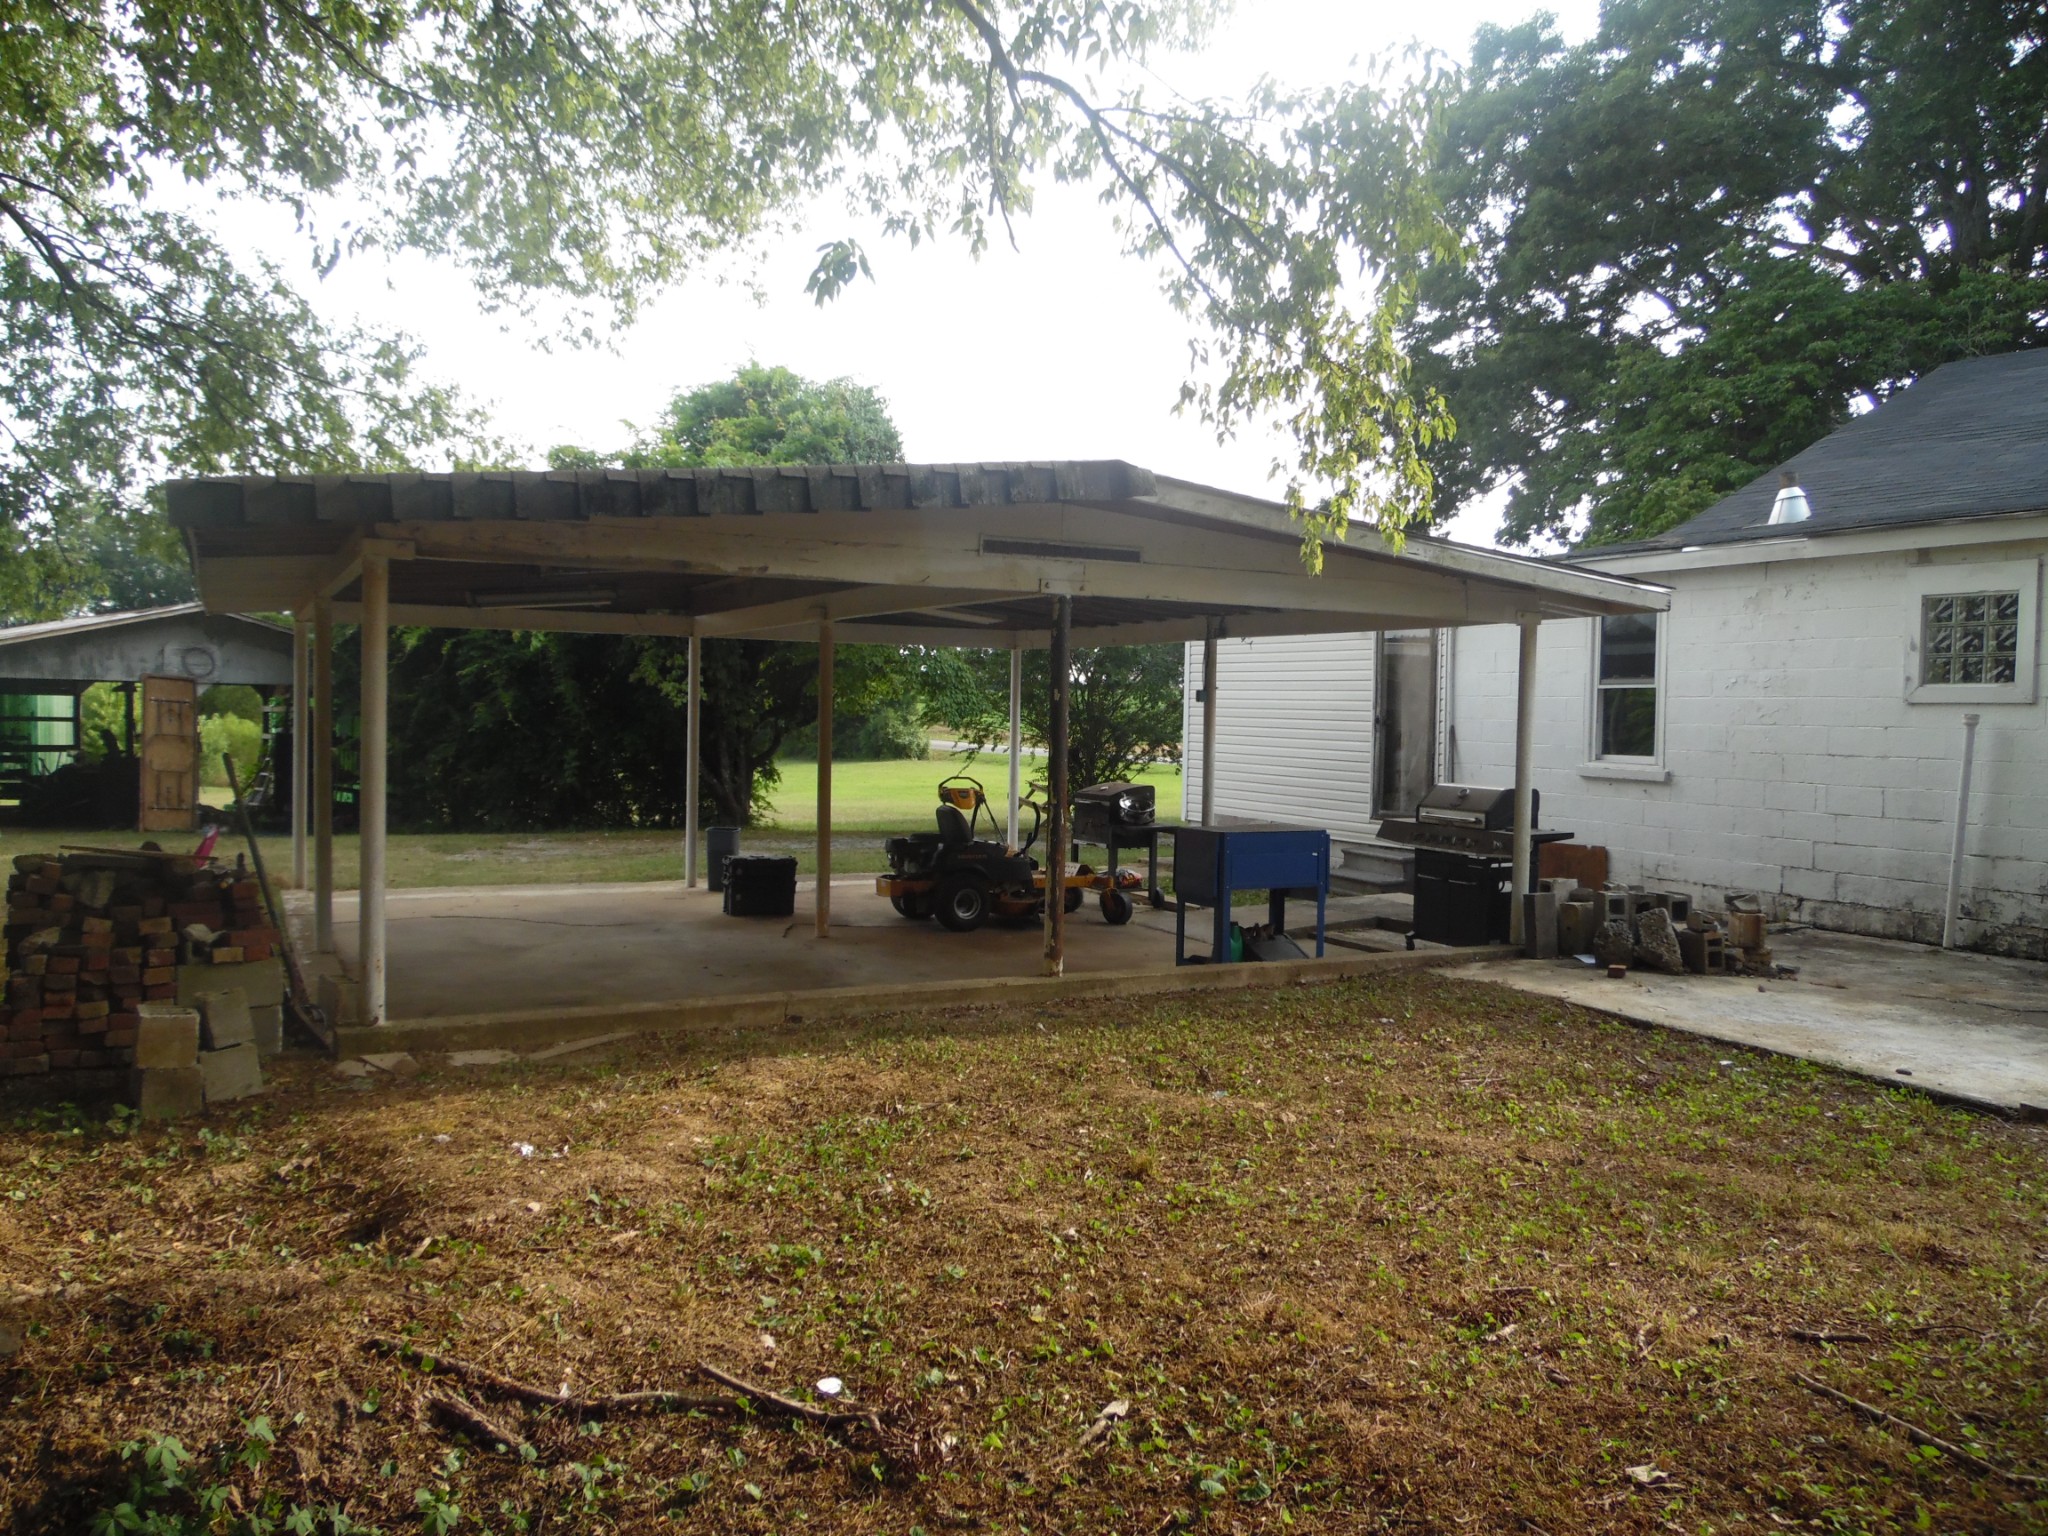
[1171,823,1330,965]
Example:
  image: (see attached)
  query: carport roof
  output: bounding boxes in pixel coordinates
[167,461,1667,643]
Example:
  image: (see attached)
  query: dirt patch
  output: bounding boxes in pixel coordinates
[2,974,2043,1533]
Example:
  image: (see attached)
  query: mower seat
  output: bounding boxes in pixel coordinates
[937,803,972,844]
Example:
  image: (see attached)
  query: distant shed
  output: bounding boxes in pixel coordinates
[0,603,293,822]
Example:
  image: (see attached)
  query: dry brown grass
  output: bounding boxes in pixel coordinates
[2,973,2044,1534]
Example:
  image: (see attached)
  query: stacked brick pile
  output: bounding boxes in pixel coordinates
[2,849,283,1081]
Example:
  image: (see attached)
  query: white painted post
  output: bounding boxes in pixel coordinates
[816,618,833,939]
[312,597,335,955]
[1509,616,1540,947]
[290,613,309,889]
[1007,643,1022,848]
[685,632,701,888]
[1200,618,1219,824]
[359,554,390,1027]
[1942,711,1981,950]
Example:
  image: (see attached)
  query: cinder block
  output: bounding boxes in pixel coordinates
[317,973,359,1028]
[131,1066,204,1120]
[134,1004,200,1070]
[250,1004,284,1057]
[194,988,253,1050]
[177,956,283,1009]
[1522,890,1559,959]
[200,1042,263,1104]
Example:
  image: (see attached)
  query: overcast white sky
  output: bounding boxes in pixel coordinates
[255,0,1601,548]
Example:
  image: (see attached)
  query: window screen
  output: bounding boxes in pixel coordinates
[1595,614,1658,758]
[1921,591,2020,685]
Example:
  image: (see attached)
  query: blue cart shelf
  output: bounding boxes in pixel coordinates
[1171,823,1330,965]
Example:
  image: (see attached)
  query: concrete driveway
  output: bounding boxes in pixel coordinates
[1445,928,2048,1118]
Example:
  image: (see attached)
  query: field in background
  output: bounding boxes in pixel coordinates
[0,755,1186,890]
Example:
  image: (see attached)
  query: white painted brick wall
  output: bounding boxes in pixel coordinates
[1448,539,2047,956]
[1192,536,2047,956]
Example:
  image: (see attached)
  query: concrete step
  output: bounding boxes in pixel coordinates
[1332,838,1413,895]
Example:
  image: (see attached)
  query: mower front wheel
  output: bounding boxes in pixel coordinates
[889,893,928,920]
[1099,888,1134,926]
[932,873,992,932]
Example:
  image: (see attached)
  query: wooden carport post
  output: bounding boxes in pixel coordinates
[815,617,834,938]
[312,597,335,954]
[290,613,309,888]
[1043,595,1072,977]
[359,554,390,1027]
[684,633,701,888]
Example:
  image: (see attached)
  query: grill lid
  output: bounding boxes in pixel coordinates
[1415,783,1521,830]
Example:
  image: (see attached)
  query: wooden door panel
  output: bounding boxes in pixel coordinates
[139,674,199,832]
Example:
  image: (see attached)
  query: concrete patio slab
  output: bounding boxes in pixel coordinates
[1444,928,2048,1118]
[289,880,1460,1055]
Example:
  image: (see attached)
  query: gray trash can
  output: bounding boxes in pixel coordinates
[706,826,741,892]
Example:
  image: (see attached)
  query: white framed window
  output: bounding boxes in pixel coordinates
[1577,612,1670,782]
[1904,558,2041,706]
[1591,612,1661,762]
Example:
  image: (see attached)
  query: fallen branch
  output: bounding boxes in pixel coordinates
[368,1337,738,1419]
[365,1337,881,1436]
[1793,1372,2047,1487]
[426,1392,534,1460]
[696,1361,884,1435]
[1789,1327,1872,1345]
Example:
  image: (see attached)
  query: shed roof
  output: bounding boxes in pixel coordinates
[1593,349,2048,557]
[168,461,1665,643]
[0,603,294,688]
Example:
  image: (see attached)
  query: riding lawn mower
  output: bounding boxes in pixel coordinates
[876,775,1142,931]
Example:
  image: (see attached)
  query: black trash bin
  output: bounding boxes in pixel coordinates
[722,855,798,917]
[706,826,741,892]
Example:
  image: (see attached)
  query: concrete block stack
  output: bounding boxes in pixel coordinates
[1545,879,1735,976]
[195,989,264,1103]
[132,1003,204,1119]
[2,849,285,1101]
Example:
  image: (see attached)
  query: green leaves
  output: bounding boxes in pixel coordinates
[1409,0,2048,548]
[4,0,1472,616]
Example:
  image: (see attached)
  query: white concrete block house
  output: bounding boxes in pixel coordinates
[1185,350,2048,958]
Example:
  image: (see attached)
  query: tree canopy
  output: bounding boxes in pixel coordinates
[2,0,1464,620]
[379,366,915,830]
[1409,0,2048,549]
[921,644,1184,794]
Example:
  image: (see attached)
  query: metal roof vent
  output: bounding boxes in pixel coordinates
[1767,470,1812,525]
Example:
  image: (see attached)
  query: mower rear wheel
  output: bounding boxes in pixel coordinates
[1099,888,1134,926]
[932,873,992,932]
[889,893,925,920]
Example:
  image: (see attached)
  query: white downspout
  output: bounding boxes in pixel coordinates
[1942,711,1981,950]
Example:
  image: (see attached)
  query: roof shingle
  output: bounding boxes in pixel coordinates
[1590,349,2048,555]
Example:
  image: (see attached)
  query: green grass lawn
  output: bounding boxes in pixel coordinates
[0,755,1188,889]
[756,753,1186,830]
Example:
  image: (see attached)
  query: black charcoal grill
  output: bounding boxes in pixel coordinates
[1374,784,1572,947]
[1069,780,1165,911]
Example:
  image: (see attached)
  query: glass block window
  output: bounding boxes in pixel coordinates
[1921,590,2021,686]
[1595,613,1659,758]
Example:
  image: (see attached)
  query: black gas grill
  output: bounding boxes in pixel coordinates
[1374,784,1572,947]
